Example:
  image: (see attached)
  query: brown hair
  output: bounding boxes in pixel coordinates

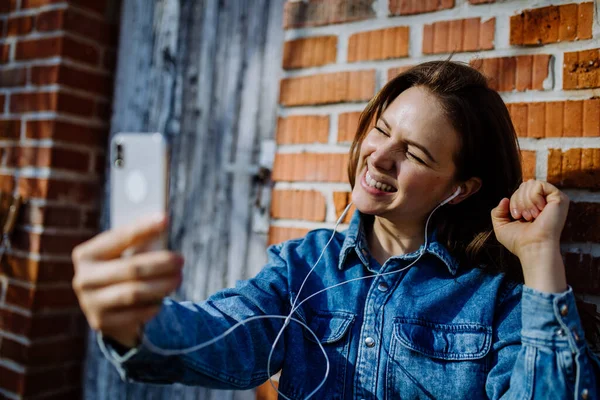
[347,60,600,352]
[348,60,522,277]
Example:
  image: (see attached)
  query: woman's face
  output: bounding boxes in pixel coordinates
[351,86,461,224]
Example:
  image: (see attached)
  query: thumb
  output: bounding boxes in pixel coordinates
[491,198,511,227]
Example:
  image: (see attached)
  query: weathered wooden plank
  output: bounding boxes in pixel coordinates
[85,0,285,399]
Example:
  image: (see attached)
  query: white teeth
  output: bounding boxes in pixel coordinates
[366,171,395,193]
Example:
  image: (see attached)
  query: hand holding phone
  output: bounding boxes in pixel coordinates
[71,133,183,349]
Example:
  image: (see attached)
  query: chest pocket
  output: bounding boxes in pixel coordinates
[279,311,355,400]
[386,317,492,400]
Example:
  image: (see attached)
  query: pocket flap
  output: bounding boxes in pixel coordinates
[394,318,491,360]
[303,311,355,344]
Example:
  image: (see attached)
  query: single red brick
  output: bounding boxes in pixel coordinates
[15,37,61,60]
[527,102,545,138]
[0,43,10,63]
[531,54,551,90]
[283,36,337,70]
[498,56,516,92]
[583,99,600,137]
[0,67,27,87]
[276,115,329,144]
[271,190,326,222]
[284,0,376,29]
[545,101,564,137]
[338,111,362,143]
[0,94,5,111]
[563,51,580,90]
[0,119,21,139]
[507,103,527,137]
[12,229,92,255]
[422,23,434,54]
[10,91,95,117]
[432,20,450,54]
[479,18,495,50]
[510,14,524,45]
[577,2,594,40]
[272,152,349,182]
[31,64,112,96]
[26,120,107,147]
[348,26,409,62]
[521,150,536,181]
[559,4,578,42]
[564,101,583,137]
[7,15,34,37]
[280,70,375,106]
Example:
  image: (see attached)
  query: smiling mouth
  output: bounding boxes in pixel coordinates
[365,170,397,193]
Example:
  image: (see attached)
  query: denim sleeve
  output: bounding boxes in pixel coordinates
[486,283,600,400]
[97,243,291,390]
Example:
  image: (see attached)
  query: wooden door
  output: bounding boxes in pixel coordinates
[83,1,284,399]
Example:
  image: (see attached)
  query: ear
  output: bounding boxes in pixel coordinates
[449,177,482,205]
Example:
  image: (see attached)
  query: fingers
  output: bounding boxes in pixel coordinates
[74,250,184,289]
[83,275,181,316]
[509,180,549,221]
[88,304,162,333]
[73,213,168,262]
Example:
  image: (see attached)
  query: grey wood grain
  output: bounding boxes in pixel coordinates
[85,1,285,399]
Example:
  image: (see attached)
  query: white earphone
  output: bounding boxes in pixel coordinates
[440,186,462,206]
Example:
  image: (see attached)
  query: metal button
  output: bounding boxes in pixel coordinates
[581,388,589,399]
[361,249,368,256]
[573,329,581,341]
[364,337,375,347]
[556,328,565,337]
[377,282,389,292]
[560,304,568,316]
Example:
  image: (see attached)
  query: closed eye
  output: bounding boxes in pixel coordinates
[374,126,390,137]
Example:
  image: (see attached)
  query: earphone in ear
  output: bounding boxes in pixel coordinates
[440,186,462,206]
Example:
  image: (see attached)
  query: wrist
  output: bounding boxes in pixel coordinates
[519,244,567,293]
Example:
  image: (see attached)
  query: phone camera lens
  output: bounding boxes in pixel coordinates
[114,142,124,168]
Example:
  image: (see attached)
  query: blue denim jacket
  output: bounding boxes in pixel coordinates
[100,211,599,399]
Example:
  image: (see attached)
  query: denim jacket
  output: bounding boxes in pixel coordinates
[99,211,600,399]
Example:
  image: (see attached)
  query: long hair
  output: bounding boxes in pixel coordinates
[346,60,600,351]
[348,60,522,278]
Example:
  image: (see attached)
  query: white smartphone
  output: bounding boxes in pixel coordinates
[110,132,170,254]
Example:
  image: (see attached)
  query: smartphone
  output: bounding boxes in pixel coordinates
[110,132,170,254]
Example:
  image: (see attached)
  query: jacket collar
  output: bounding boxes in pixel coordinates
[338,210,460,275]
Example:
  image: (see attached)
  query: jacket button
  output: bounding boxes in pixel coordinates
[560,304,568,316]
[364,337,375,347]
[572,329,581,341]
[581,388,589,399]
[377,282,389,292]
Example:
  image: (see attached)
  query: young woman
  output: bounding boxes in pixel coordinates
[73,61,599,399]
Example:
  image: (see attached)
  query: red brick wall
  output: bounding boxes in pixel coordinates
[269,0,600,299]
[0,0,119,398]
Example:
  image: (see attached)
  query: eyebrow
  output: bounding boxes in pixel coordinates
[379,117,438,164]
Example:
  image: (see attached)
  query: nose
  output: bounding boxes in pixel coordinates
[369,144,396,172]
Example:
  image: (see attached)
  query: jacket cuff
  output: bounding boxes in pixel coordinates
[521,285,586,353]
